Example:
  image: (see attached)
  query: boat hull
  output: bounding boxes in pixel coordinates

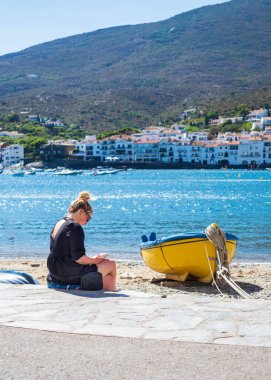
[140,233,238,283]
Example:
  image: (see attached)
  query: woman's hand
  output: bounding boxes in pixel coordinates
[90,254,107,264]
[76,254,106,265]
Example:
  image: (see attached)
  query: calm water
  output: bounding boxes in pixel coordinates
[0,169,270,262]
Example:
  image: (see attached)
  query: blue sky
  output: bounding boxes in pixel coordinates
[0,0,229,56]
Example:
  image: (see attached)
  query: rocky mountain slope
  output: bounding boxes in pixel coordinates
[0,0,270,131]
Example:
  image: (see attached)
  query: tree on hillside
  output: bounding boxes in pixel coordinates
[19,136,48,160]
[221,124,243,133]
[204,111,218,126]
[236,104,250,119]
[263,103,270,116]
[6,113,21,123]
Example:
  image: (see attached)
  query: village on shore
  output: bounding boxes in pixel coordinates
[1,107,271,169]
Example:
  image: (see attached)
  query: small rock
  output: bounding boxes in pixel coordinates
[119,272,136,280]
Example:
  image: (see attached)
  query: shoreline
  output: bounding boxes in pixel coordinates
[35,158,271,171]
[1,257,270,264]
[0,259,270,300]
[28,159,271,171]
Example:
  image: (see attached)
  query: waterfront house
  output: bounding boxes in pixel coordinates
[1,144,24,166]
[263,134,271,165]
[75,136,101,162]
[99,135,134,162]
[173,139,191,163]
[40,140,75,161]
[189,141,205,164]
[158,139,176,163]
[63,128,271,167]
[218,142,239,166]
[133,140,160,162]
[75,135,134,162]
[238,137,264,166]
[202,142,218,165]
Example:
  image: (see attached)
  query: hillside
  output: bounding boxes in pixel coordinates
[0,0,271,131]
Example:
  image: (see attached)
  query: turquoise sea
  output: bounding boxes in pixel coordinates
[0,169,270,262]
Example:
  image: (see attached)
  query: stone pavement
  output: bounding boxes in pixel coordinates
[0,284,270,347]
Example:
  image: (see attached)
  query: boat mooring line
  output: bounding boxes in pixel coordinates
[205,223,253,299]
[205,243,223,296]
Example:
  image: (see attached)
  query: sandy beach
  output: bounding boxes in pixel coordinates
[0,259,270,299]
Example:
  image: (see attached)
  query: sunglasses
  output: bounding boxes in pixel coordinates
[84,209,92,222]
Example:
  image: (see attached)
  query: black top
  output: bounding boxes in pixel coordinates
[47,218,96,283]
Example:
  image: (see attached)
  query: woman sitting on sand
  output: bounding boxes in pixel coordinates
[47,191,116,291]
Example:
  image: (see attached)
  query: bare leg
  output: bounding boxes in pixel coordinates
[97,259,117,291]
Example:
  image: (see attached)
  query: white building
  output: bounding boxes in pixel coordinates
[246,109,268,122]
[187,132,208,142]
[133,140,160,162]
[71,130,271,167]
[263,139,271,164]
[135,127,164,141]
[252,121,264,131]
[209,117,243,126]
[44,119,64,127]
[75,137,101,161]
[238,138,263,166]
[158,139,175,163]
[262,117,271,128]
[216,132,241,142]
[189,142,205,163]
[172,140,191,163]
[75,135,134,162]
[99,136,134,162]
[0,131,24,138]
[179,108,198,120]
[2,144,24,167]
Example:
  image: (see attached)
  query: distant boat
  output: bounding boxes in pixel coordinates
[54,169,84,176]
[88,167,119,176]
[24,169,36,175]
[32,168,44,172]
[5,168,24,177]
[95,169,119,175]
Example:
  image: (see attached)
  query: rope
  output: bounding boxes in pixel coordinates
[204,244,223,296]
[205,223,253,299]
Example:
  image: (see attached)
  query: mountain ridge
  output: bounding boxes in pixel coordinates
[0,0,271,131]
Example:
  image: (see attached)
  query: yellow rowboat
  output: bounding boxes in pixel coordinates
[140,232,238,283]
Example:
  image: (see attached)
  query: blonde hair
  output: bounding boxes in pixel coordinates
[68,191,93,214]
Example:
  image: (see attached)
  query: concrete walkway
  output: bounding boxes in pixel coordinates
[0,284,270,347]
[1,326,270,380]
